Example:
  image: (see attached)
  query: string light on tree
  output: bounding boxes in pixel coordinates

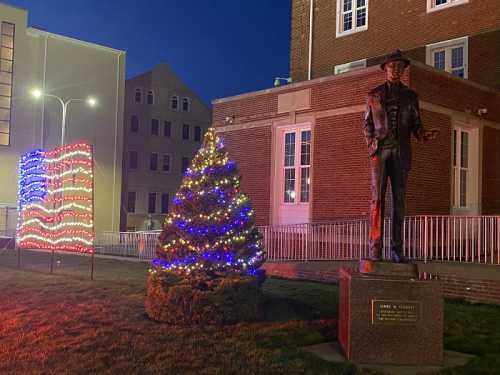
[153,128,265,279]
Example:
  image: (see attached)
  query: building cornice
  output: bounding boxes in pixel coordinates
[27,27,125,55]
[213,60,499,105]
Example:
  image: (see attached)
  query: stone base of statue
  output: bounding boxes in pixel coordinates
[338,260,443,365]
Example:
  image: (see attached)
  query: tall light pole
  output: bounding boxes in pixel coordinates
[31,88,97,147]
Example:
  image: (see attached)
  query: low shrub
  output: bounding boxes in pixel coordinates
[145,271,264,325]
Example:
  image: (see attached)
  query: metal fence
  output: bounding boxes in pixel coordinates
[0,205,17,238]
[94,215,500,265]
[95,230,161,261]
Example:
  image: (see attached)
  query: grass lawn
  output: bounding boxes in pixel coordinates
[1,250,500,374]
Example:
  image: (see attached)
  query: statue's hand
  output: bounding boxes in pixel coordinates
[423,128,439,142]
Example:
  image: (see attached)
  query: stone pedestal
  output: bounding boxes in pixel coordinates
[338,260,443,365]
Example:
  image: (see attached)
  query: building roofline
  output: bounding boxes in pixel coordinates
[27,27,125,55]
[212,60,498,105]
[0,2,28,13]
[211,65,380,105]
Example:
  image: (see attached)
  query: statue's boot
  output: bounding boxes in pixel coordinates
[390,250,408,263]
[369,248,382,262]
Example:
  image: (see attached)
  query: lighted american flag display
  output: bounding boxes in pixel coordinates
[17,143,94,253]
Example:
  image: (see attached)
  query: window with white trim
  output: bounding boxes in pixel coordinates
[452,129,469,208]
[427,0,468,13]
[334,59,366,75]
[336,0,368,37]
[182,97,190,112]
[162,154,171,172]
[426,37,468,78]
[147,90,154,105]
[283,130,311,204]
[171,95,178,110]
[134,88,142,103]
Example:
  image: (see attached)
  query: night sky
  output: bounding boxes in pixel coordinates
[5,0,292,105]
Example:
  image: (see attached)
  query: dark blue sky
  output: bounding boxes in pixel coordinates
[5,0,292,105]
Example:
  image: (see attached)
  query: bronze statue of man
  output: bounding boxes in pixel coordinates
[364,50,437,263]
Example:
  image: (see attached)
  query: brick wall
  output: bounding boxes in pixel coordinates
[312,113,370,220]
[263,261,500,305]
[222,127,273,225]
[468,30,500,90]
[411,65,500,123]
[290,0,500,89]
[406,109,452,215]
[482,126,500,214]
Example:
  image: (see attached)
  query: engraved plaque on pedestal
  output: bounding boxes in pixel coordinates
[338,267,443,365]
[372,300,420,324]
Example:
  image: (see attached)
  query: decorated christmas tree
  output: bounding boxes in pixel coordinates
[152,128,265,283]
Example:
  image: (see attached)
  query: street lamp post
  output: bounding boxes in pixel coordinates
[31,89,97,147]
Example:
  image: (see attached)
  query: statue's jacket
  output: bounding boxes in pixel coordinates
[363,82,424,171]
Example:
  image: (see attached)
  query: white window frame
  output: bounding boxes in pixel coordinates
[149,152,159,171]
[272,122,312,225]
[426,36,468,79]
[147,90,154,105]
[334,59,367,74]
[427,0,468,13]
[182,97,190,112]
[171,95,179,110]
[451,122,479,215]
[336,0,369,38]
[162,154,171,173]
[134,88,142,104]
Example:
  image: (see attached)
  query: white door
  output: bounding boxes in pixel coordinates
[274,125,311,224]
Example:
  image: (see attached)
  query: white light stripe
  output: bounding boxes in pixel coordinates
[22,202,92,213]
[18,234,93,245]
[19,219,93,230]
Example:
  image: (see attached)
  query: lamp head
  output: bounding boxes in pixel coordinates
[274,78,281,87]
[31,88,42,99]
[86,97,97,107]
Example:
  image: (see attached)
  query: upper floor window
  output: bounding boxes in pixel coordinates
[426,37,468,79]
[334,59,366,75]
[150,153,158,171]
[181,157,189,173]
[151,118,159,136]
[147,90,154,105]
[194,126,202,142]
[127,192,136,213]
[129,150,138,169]
[148,192,156,214]
[130,115,139,133]
[134,88,142,103]
[182,124,190,140]
[161,192,169,214]
[164,121,171,137]
[162,154,171,172]
[182,97,190,112]
[171,95,178,110]
[336,0,368,38]
[427,0,468,13]
[0,21,15,146]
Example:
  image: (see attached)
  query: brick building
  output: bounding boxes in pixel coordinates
[212,64,499,226]
[290,0,499,90]
[211,0,500,226]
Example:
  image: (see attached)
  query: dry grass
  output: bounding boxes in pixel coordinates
[2,250,498,374]
[0,250,360,375]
